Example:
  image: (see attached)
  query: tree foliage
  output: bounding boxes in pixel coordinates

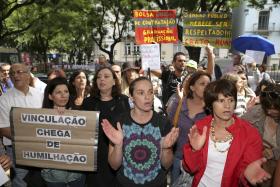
[88,0,148,63]
[0,0,50,44]
[1,0,279,65]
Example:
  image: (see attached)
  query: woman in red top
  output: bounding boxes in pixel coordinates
[183,79,271,187]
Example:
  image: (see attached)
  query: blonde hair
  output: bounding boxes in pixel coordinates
[221,73,240,85]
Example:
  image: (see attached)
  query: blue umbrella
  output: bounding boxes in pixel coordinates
[232,34,275,56]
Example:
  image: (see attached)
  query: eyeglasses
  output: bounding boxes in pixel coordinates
[9,70,28,76]
[260,91,280,99]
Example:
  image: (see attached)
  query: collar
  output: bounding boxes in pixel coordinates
[12,86,35,96]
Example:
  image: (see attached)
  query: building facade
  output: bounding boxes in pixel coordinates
[244,0,280,66]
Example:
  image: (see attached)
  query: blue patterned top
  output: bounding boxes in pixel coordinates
[115,112,171,187]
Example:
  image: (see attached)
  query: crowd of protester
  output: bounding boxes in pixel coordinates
[0,47,280,187]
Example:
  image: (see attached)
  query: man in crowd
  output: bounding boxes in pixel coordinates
[111,64,122,84]
[95,54,111,71]
[153,52,187,106]
[0,63,13,96]
[153,44,214,107]
[0,63,43,187]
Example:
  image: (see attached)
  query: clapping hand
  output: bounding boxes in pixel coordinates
[101,119,123,147]
[244,158,271,185]
[161,127,179,149]
[0,155,12,171]
[188,125,207,151]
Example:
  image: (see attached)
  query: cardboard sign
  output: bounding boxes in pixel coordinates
[140,44,161,70]
[134,10,178,44]
[183,12,232,48]
[11,108,99,171]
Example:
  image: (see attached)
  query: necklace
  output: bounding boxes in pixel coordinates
[210,119,233,153]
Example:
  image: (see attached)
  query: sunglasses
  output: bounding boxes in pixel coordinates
[260,91,280,99]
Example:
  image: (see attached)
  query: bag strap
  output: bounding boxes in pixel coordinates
[173,97,183,127]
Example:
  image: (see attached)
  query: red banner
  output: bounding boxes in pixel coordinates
[133,10,178,44]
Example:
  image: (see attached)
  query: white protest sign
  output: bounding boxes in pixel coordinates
[0,166,9,186]
[140,44,161,70]
[245,50,265,64]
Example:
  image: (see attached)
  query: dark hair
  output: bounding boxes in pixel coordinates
[129,77,152,96]
[172,52,186,63]
[90,67,121,98]
[69,70,91,98]
[204,79,237,114]
[184,71,212,99]
[260,83,280,113]
[258,64,267,73]
[42,77,72,109]
[255,79,274,96]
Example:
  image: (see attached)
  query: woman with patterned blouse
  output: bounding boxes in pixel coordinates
[101,77,179,187]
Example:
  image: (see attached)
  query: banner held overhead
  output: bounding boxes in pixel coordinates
[133,10,178,44]
[183,12,232,48]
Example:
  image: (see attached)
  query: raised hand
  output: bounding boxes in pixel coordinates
[246,97,256,111]
[205,43,214,55]
[244,158,271,185]
[0,155,12,171]
[101,119,123,147]
[188,125,207,151]
[161,127,179,149]
[176,85,184,100]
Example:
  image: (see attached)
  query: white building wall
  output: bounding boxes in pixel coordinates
[244,0,280,65]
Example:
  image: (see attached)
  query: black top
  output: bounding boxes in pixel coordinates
[82,94,130,187]
[113,112,172,187]
[161,70,184,106]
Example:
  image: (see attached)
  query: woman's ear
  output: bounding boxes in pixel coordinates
[190,85,194,92]
[129,95,134,102]
[48,94,53,101]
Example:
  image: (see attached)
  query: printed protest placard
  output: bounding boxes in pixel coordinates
[183,12,232,48]
[245,50,265,64]
[140,44,161,70]
[134,10,178,44]
[11,108,99,171]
